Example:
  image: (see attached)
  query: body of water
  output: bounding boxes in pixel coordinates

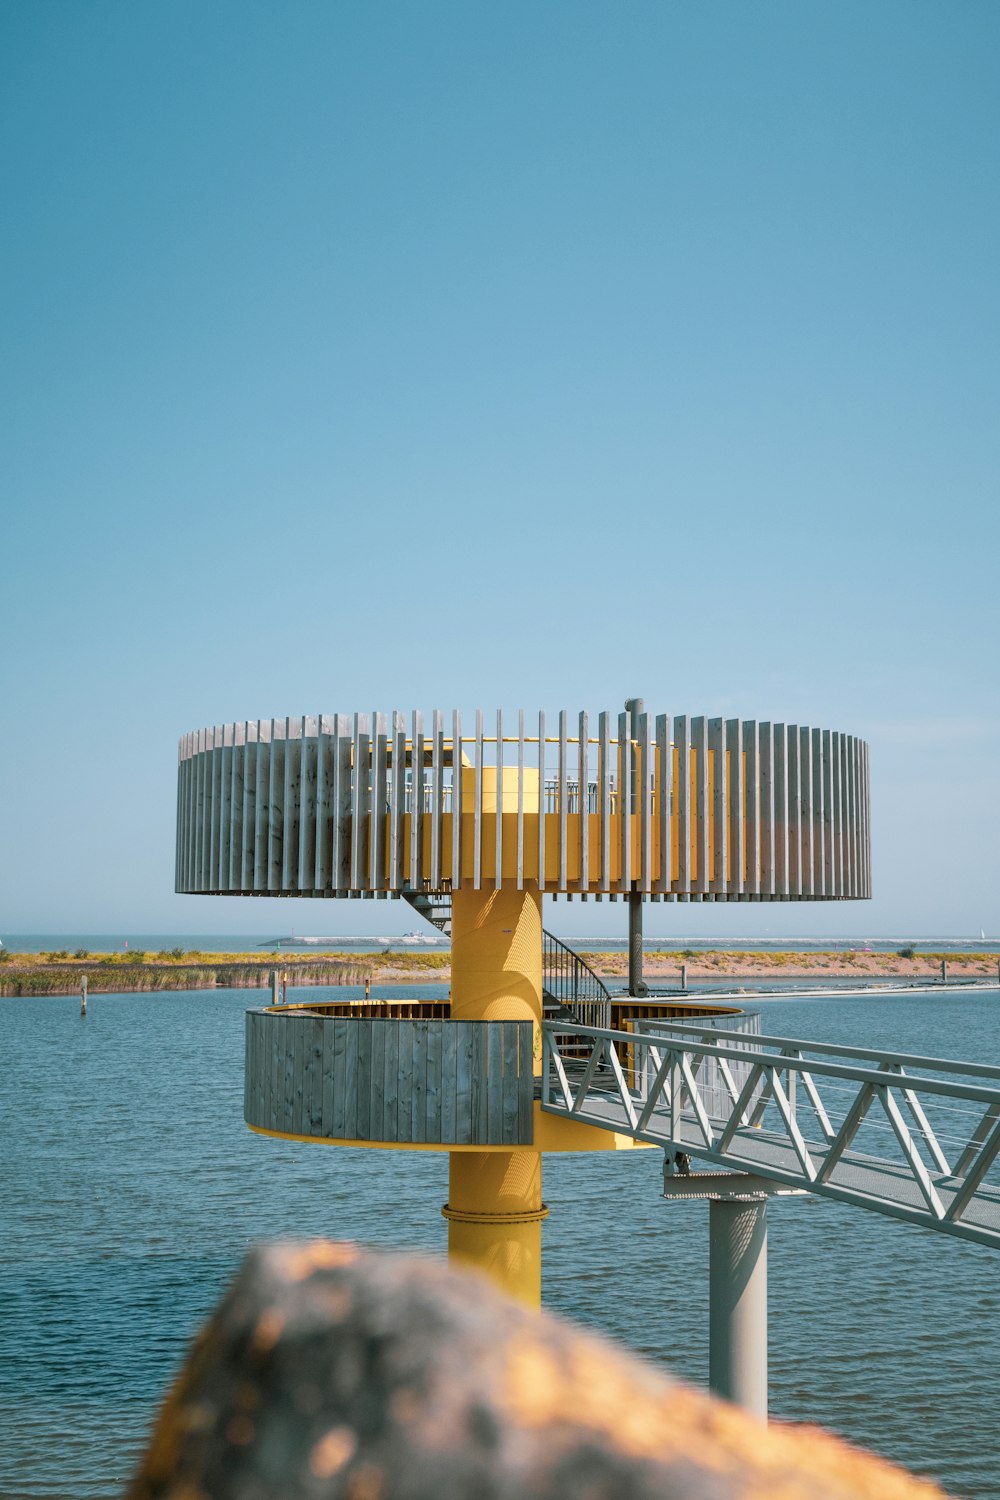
[2,984,999,1498]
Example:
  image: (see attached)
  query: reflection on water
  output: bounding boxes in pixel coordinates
[2,985,998,1498]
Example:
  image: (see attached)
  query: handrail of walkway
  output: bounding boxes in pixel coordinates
[540,1019,1000,1250]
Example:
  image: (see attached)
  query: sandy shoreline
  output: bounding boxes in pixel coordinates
[5,948,996,995]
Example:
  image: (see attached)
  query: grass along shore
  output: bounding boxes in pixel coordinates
[1,945,997,995]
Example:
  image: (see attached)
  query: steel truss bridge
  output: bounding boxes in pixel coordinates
[541,1014,1000,1250]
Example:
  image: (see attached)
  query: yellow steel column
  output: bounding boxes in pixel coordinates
[444,879,547,1305]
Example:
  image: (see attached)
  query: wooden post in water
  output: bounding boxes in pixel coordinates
[681,962,688,991]
[80,973,88,1016]
[941,958,948,983]
[271,970,280,1006]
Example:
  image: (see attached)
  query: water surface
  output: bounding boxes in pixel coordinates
[2,984,998,1498]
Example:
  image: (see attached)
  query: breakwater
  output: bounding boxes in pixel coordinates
[0,960,370,997]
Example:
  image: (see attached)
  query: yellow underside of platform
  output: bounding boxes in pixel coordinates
[247,1102,653,1153]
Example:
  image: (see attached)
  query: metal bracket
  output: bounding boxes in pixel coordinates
[662,1154,807,1202]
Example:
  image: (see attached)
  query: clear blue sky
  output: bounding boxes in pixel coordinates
[2,1,997,939]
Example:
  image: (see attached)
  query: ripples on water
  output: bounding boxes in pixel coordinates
[2,985,998,1499]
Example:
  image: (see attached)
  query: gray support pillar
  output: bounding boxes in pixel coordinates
[709,1197,768,1420]
[628,892,646,996]
[624,697,647,999]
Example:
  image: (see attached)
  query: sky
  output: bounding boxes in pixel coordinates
[2,1,998,940]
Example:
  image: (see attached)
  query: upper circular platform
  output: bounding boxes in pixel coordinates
[175,708,870,902]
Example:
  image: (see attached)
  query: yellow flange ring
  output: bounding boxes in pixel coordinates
[441,1203,550,1226]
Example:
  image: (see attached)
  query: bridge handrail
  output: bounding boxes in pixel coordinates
[540,1018,1000,1250]
[541,1020,1000,1105]
[630,1016,1000,1082]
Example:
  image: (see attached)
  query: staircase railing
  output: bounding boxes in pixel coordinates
[542,929,612,1030]
[401,891,612,1030]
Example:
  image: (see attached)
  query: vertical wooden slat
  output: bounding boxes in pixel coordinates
[501,1023,519,1145]
[472,710,484,891]
[822,728,835,896]
[517,1023,534,1143]
[330,1018,349,1139]
[846,736,857,898]
[829,731,840,897]
[441,1021,458,1143]
[727,718,744,897]
[772,723,787,898]
[411,1019,429,1143]
[599,711,611,893]
[558,709,568,890]
[281,1014,297,1134]
[471,1024,489,1144]
[269,1007,283,1134]
[675,716,690,895]
[709,717,726,895]
[382,1020,399,1145]
[343,1019,360,1139]
[424,1018,442,1144]
[692,716,708,895]
[253,721,269,893]
[321,1017,336,1136]
[654,714,671,895]
[298,717,317,893]
[863,741,872,897]
[389,711,405,890]
[537,710,546,892]
[487,1024,504,1143]
[281,717,300,891]
[431,709,444,890]
[314,714,329,890]
[306,1016,324,1136]
[218,724,233,890]
[408,711,425,889]
[786,724,800,898]
[354,1021,372,1140]
[618,710,632,894]
[455,1024,473,1145]
[228,722,243,889]
[451,709,463,890]
[798,726,813,899]
[209,726,222,891]
[351,713,371,891]
[516,710,525,891]
[758,721,774,896]
[636,710,650,894]
[335,715,353,893]
[744,721,760,898]
[578,711,589,893]
[369,1019,386,1143]
[369,712,388,893]
[495,709,504,891]
[241,722,256,891]
[811,725,824,896]
[268,719,285,893]
[396,1020,415,1141]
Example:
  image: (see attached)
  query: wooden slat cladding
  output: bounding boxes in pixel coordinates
[245,1012,534,1147]
[178,712,871,902]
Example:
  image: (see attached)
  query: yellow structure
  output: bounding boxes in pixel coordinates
[177,702,872,1306]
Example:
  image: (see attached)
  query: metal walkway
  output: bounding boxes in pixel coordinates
[541,1017,1000,1250]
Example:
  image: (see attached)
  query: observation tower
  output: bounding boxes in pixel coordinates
[175,700,871,1310]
